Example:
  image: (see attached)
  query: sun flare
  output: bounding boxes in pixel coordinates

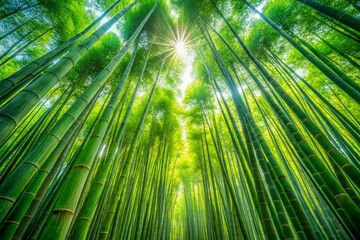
[175,40,186,56]
[168,26,193,60]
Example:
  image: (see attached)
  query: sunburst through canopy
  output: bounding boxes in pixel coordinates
[175,40,186,56]
[170,31,190,59]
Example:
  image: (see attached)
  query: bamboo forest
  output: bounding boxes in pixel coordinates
[0,0,360,239]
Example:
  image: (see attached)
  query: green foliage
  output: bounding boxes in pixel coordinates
[122,0,160,39]
[42,0,92,41]
[0,0,359,239]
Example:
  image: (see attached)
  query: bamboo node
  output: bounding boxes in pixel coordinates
[64,112,77,122]
[95,181,105,186]
[314,133,323,139]
[63,56,75,67]
[307,153,315,159]
[32,60,42,66]
[301,118,308,123]
[78,96,89,105]
[74,165,90,171]
[0,196,15,203]
[22,161,40,169]
[92,80,104,89]
[91,134,103,140]
[341,163,352,170]
[47,132,61,142]
[78,43,90,51]
[23,191,36,196]
[53,208,75,215]
[44,70,60,82]
[337,13,347,22]
[318,169,329,174]
[277,175,285,180]
[334,193,349,200]
[38,169,50,174]
[326,148,337,154]
[3,220,19,225]
[92,31,102,41]
[292,131,300,136]
[0,113,18,125]
[297,139,305,144]
[99,117,110,124]
[103,67,112,74]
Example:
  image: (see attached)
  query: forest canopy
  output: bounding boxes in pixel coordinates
[0,0,359,239]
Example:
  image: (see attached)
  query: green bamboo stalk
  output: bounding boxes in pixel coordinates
[315,33,360,70]
[38,45,140,239]
[0,2,42,21]
[309,14,360,43]
[295,35,360,92]
[0,0,126,95]
[297,0,360,32]
[0,0,138,145]
[0,27,54,67]
[69,45,151,240]
[0,14,39,41]
[0,84,100,240]
[98,57,164,240]
[241,0,360,104]
[200,103,253,239]
[25,91,113,240]
[12,87,102,240]
[0,14,145,223]
[202,26,314,238]
[266,49,360,140]
[0,27,36,61]
[209,12,360,226]
[266,53,360,165]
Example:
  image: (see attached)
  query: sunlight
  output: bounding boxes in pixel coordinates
[175,40,186,57]
[2,0,355,238]
[254,1,266,20]
[168,25,193,60]
[170,33,189,60]
[85,2,122,37]
[178,52,194,99]
[150,22,195,102]
[167,27,195,99]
